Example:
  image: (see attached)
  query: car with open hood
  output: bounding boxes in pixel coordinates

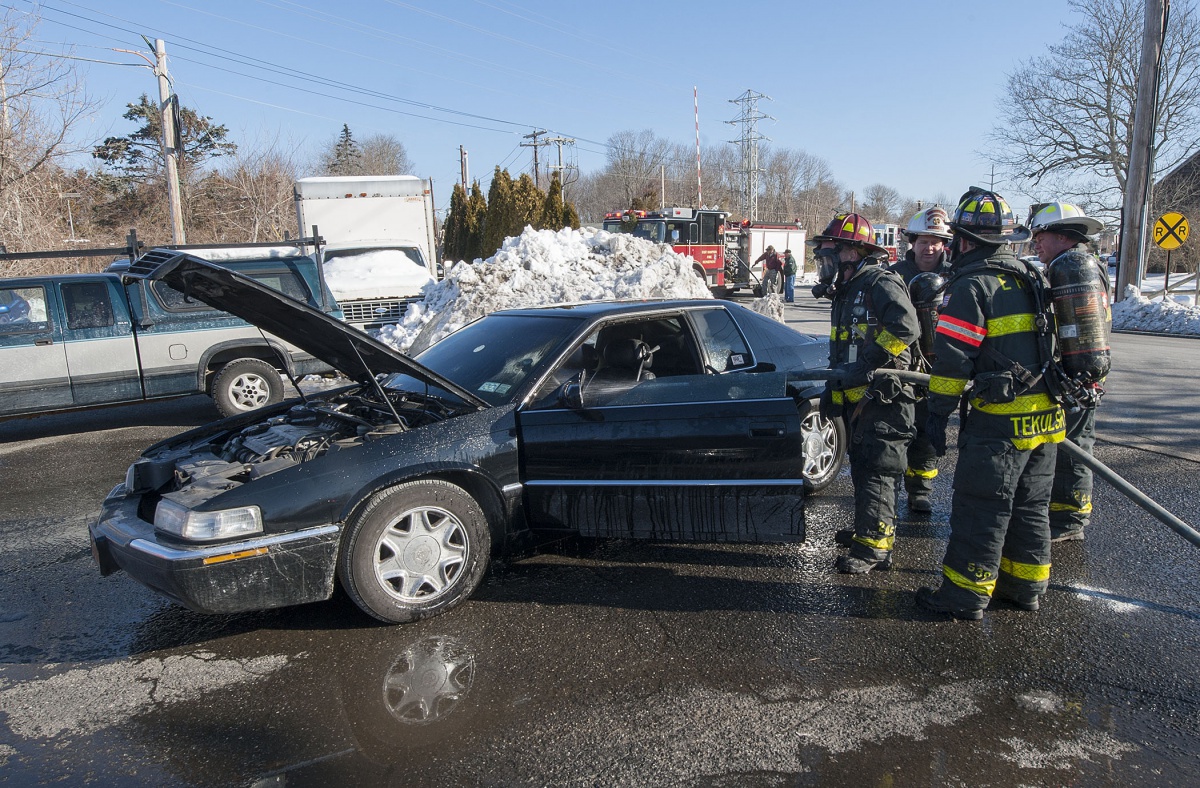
[90,250,844,624]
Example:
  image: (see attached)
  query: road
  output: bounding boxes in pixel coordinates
[1,304,1198,786]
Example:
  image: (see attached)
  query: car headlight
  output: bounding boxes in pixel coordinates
[154,499,263,542]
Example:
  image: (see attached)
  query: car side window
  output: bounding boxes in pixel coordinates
[0,286,49,331]
[689,308,754,372]
[62,282,115,330]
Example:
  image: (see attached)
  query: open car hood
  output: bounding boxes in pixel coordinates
[124,249,488,409]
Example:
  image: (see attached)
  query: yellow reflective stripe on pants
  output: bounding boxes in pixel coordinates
[1050,501,1093,513]
[1012,431,1065,450]
[854,534,895,551]
[906,467,938,479]
[874,328,909,357]
[1000,556,1051,582]
[943,564,997,596]
[930,375,967,396]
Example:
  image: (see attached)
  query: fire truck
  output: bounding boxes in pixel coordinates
[723,220,807,295]
[872,222,901,263]
[602,207,730,293]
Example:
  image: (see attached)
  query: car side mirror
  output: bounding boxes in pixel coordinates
[560,382,584,410]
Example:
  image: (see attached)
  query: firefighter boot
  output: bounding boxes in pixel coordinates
[991,586,1040,612]
[909,492,933,513]
[836,551,893,574]
[915,586,984,621]
[834,529,854,548]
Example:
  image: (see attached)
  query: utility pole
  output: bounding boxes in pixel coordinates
[1118,0,1168,302]
[154,39,186,244]
[459,145,469,189]
[520,129,546,189]
[544,135,575,196]
[726,89,773,221]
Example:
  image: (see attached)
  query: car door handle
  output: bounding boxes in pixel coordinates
[749,421,786,438]
[34,338,53,346]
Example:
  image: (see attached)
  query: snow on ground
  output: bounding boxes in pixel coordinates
[1113,285,1200,335]
[377,227,779,355]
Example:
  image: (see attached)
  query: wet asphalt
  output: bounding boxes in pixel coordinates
[1,299,1198,786]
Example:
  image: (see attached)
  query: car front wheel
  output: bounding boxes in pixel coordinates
[211,358,283,417]
[800,403,845,493]
[339,480,491,624]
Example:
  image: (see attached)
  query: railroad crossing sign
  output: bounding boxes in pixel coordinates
[1153,212,1189,250]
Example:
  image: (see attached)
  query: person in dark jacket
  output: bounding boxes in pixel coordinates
[811,212,921,574]
[890,206,954,512]
[917,189,1065,620]
[1029,201,1111,543]
[755,245,784,295]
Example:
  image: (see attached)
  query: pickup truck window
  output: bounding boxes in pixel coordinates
[0,286,49,330]
[151,268,312,312]
[62,282,116,330]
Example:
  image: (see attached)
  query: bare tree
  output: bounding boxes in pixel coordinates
[358,133,413,175]
[0,8,97,262]
[861,183,904,225]
[992,0,1200,214]
[210,133,300,242]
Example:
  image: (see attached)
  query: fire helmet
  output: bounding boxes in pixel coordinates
[905,207,953,241]
[951,187,1030,245]
[1029,201,1104,240]
[808,212,888,256]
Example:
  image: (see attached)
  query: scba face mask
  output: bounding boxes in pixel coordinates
[815,247,841,285]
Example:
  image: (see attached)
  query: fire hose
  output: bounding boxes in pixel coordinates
[789,368,1200,549]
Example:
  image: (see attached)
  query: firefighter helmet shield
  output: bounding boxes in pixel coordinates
[809,212,888,256]
[1029,201,1104,238]
[905,207,953,241]
[951,188,1031,244]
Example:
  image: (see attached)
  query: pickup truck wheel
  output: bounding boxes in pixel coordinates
[801,401,845,493]
[211,359,283,417]
[339,480,491,624]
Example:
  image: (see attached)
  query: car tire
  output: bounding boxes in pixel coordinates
[800,401,845,493]
[339,480,491,624]
[211,358,283,417]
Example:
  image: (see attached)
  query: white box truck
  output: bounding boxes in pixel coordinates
[294,175,438,330]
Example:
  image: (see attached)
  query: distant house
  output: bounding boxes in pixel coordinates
[1150,148,1200,275]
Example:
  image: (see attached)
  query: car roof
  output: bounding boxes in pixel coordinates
[495,299,734,319]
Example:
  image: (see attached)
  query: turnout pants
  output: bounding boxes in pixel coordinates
[938,428,1057,611]
[846,397,915,562]
[905,396,939,497]
[1050,405,1096,536]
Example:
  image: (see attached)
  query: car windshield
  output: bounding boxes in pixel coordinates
[384,314,580,406]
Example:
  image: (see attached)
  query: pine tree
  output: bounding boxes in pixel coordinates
[442,182,468,262]
[327,124,361,176]
[512,173,543,234]
[540,172,565,230]
[464,180,488,262]
[482,167,516,256]
[563,198,580,230]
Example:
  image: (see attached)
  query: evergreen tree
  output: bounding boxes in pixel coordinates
[93,94,237,182]
[540,172,565,230]
[563,198,581,230]
[482,167,516,256]
[442,182,468,262]
[324,124,361,176]
[464,180,488,262]
[512,173,543,234]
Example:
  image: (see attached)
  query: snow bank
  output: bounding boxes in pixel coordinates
[378,227,720,354]
[1113,285,1200,335]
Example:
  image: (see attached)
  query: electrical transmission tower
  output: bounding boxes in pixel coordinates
[725,90,773,221]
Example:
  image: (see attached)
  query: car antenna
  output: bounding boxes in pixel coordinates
[346,335,405,427]
[256,327,308,405]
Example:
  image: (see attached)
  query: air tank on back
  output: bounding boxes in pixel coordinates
[908,271,946,362]
[1048,250,1111,382]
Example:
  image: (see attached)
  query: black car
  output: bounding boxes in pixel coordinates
[90,251,845,624]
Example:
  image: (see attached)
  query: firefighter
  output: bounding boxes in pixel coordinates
[811,212,920,573]
[890,206,955,512]
[916,189,1065,620]
[1030,201,1111,543]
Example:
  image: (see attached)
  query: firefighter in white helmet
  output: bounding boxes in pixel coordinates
[890,207,955,512]
[1029,201,1111,543]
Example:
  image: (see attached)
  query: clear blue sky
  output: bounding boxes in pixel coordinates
[25,0,1088,217]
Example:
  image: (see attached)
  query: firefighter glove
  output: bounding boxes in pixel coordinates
[926,412,949,457]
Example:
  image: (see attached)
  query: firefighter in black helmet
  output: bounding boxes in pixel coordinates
[916,188,1065,620]
[811,212,920,574]
[1030,201,1112,543]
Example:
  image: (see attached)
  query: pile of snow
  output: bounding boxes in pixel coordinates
[377,227,779,355]
[323,248,435,301]
[1113,285,1200,335]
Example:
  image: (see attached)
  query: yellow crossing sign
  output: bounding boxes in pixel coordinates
[1153,212,1189,250]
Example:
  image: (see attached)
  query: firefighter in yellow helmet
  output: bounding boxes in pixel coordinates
[890,207,955,512]
[916,188,1065,620]
[811,212,920,573]
[1030,201,1111,543]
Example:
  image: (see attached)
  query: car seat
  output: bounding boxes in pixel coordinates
[590,338,656,387]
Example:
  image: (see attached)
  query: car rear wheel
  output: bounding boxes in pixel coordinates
[211,358,283,417]
[339,480,491,624]
[800,402,845,493]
